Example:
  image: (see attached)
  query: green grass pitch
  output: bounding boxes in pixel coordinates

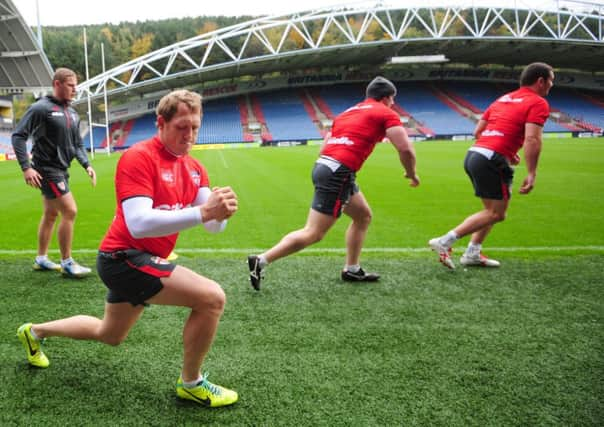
[0,138,602,425]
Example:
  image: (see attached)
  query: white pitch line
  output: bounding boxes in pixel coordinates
[217,149,228,169]
[1,246,603,256]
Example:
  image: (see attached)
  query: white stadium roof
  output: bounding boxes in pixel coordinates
[74,0,604,106]
[0,0,53,94]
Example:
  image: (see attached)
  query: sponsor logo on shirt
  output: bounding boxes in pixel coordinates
[150,256,170,265]
[161,169,174,183]
[190,171,201,186]
[326,136,354,146]
[482,130,505,137]
[344,104,373,113]
[497,95,523,104]
[51,111,64,117]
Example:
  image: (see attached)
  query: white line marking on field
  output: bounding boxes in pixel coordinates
[218,149,228,169]
[1,246,603,256]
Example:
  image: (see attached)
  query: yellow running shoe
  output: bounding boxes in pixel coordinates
[16,323,49,368]
[176,373,238,407]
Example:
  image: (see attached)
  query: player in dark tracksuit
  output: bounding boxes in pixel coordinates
[12,67,97,277]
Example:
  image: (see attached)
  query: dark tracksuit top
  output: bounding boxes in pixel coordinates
[11,95,90,173]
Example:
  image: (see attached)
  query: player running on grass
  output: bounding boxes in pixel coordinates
[17,90,239,407]
[248,76,420,290]
[429,62,554,269]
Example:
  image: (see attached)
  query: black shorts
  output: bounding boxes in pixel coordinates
[97,250,176,306]
[38,167,70,199]
[464,150,514,200]
[311,158,359,218]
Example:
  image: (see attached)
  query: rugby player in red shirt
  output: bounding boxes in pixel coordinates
[17,90,240,407]
[248,76,420,290]
[429,62,554,269]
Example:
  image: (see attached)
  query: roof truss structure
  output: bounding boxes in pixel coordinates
[0,0,53,94]
[75,0,604,104]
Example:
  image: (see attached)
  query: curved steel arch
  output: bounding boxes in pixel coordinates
[75,0,603,104]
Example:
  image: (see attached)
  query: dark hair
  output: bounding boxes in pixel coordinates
[156,89,202,122]
[366,76,397,100]
[520,62,553,86]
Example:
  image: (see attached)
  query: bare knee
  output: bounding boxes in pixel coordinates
[42,210,59,223]
[62,205,78,221]
[356,209,372,227]
[193,281,226,314]
[490,210,506,223]
[98,331,129,346]
[305,228,327,244]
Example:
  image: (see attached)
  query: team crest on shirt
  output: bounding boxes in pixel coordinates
[151,256,170,265]
[161,169,174,183]
[190,171,201,186]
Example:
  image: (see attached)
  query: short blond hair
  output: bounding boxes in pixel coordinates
[156,89,202,122]
[53,67,77,83]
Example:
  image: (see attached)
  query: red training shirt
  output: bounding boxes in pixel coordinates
[100,136,209,258]
[475,86,550,160]
[321,98,402,171]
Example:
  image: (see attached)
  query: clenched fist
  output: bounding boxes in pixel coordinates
[200,186,238,222]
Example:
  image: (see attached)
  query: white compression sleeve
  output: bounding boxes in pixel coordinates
[122,197,202,238]
[192,187,227,233]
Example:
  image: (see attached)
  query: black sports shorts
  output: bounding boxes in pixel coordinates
[97,250,176,306]
[37,167,70,199]
[464,150,514,201]
[311,157,359,218]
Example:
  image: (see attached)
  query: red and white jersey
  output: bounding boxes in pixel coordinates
[100,136,209,258]
[321,99,402,171]
[475,87,550,160]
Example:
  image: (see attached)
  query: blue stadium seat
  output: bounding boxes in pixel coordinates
[257,89,320,140]
[200,97,243,144]
[395,82,475,135]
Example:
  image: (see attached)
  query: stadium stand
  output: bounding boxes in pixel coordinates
[256,89,321,141]
[124,114,156,146]
[396,82,475,135]
[249,94,273,142]
[315,84,365,116]
[79,82,602,149]
[436,81,587,133]
[200,97,243,144]
[547,89,604,132]
[0,129,12,154]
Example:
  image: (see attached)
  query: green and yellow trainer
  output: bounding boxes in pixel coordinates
[17,323,49,368]
[176,373,238,407]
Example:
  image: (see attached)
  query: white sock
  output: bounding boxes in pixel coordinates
[467,242,482,255]
[183,375,203,388]
[258,255,268,268]
[36,255,49,263]
[345,264,361,273]
[440,231,458,247]
[61,257,74,267]
[29,326,40,340]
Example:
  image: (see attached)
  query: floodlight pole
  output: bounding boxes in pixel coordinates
[102,43,110,156]
[35,0,42,47]
[83,27,94,159]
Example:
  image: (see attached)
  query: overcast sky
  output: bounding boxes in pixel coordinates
[12,0,548,27]
[13,0,355,26]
